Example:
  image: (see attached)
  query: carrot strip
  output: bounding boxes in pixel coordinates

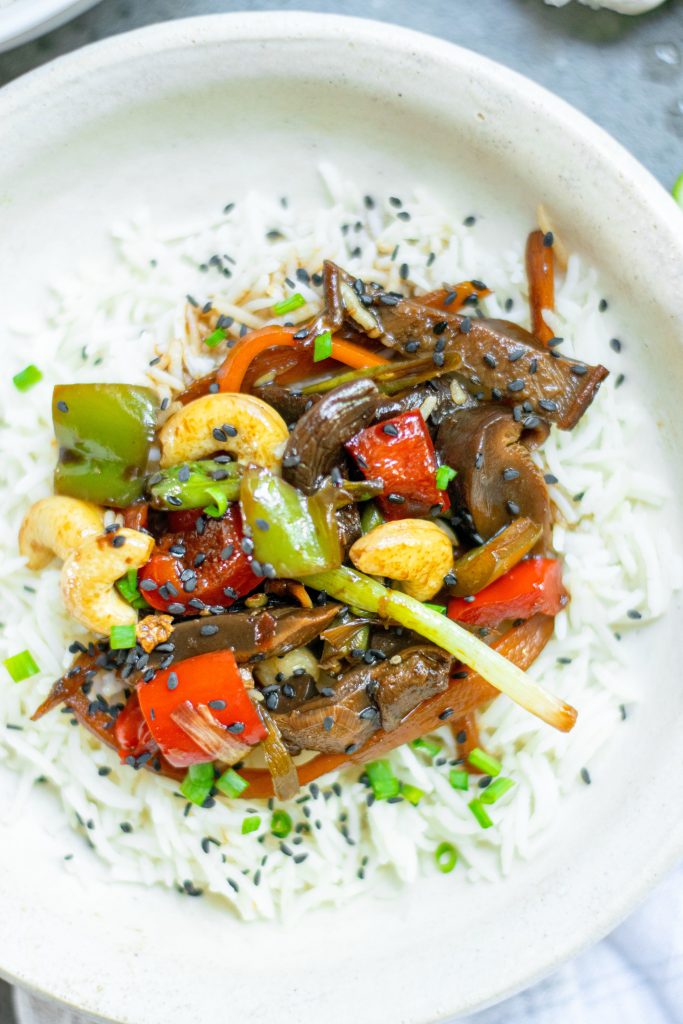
[217,326,297,393]
[330,338,389,369]
[525,230,555,345]
[417,280,491,312]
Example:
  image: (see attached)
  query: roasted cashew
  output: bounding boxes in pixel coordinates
[350,519,454,603]
[159,392,289,470]
[254,646,320,689]
[19,496,105,571]
[60,528,154,635]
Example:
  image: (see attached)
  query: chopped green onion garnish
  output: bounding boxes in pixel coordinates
[673,172,683,207]
[313,330,333,362]
[180,763,215,806]
[449,769,469,791]
[204,327,227,349]
[468,747,502,777]
[13,364,42,392]
[203,486,229,519]
[115,568,150,610]
[241,814,261,835]
[410,736,442,759]
[215,767,249,799]
[272,293,306,316]
[423,602,447,615]
[480,776,515,805]
[435,841,458,873]
[400,783,425,806]
[469,797,493,829]
[435,464,457,490]
[3,650,39,683]
[360,501,385,535]
[366,759,400,800]
[271,809,293,838]
[109,624,137,650]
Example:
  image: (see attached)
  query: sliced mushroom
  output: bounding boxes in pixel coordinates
[437,405,552,547]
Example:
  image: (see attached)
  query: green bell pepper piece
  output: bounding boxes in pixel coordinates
[147,460,242,511]
[53,384,157,508]
[240,467,342,577]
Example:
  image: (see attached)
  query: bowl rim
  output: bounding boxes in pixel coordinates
[1,11,683,1021]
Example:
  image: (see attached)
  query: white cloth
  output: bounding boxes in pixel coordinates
[13,865,683,1024]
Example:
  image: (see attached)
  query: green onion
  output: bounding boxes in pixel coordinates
[180,763,215,806]
[271,809,293,838]
[673,172,683,207]
[3,650,40,683]
[313,330,333,362]
[410,736,442,759]
[400,783,425,806]
[469,797,494,829]
[203,486,229,519]
[299,566,577,732]
[204,328,227,349]
[435,841,458,873]
[272,293,306,316]
[423,602,447,615]
[449,769,469,791]
[215,768,249,799]
[366,759,400,800]
[109,624,137,650]
[360,501,385,535]
[435,465,457,490]
[115,568,150,610]
[480,776,515,805]
[468,747,502,777]
[241,814,261,835]
[13,365,42,392]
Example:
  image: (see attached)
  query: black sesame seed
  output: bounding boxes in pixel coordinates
[438,708,454,720]
[207,699,226,710]
[627,608,642,620]
[508,347,525,362]
[538,399,558,412]
[345,743,360,755]
[382,422,399,436]
[502,467,520,481]
[506,500,521,515]
[167,603,186,615]
[615,373,625,388]
[580,767,592,785]
[57,400,69,413]
[255,518,270,532]
[463,215,476,227]
[386,493,405,504]
[507,379,525,392]
[542,231,554,247]
[433,351,445,368]
[199,624,219,637]
[399,262,409,281]
[112,535,126,548]
[404,340,420,354]
[599,298,608,312]
[227,722,245,734]
[483,353,497,368]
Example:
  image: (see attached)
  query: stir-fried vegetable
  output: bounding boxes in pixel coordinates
[346,409,449,520]
[447,557,566,627]
[53,384,157,507]
[147,460,241,510]
[447,517,543,597]
[240,467,342,577]
[302,567,576,732]
[257,704,300,801]
[180,763,215,807]
[525,229,555,346]
[114,692,155,761]
[136,650,266,767]
[416,280,491,311]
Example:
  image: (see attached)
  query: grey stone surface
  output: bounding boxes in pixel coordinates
[0,1,681,1022]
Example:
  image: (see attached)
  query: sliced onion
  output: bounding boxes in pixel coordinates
[171,702,251,765]
[258,705,300,801]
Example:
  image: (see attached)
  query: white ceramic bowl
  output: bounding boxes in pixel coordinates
[1,13,682,1023]
[0,0,100,52]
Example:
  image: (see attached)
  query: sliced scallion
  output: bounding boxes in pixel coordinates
[204,328,226,349]
[180,762,215,806]
[468,746,502,777]
[241,814,261,835]
[366,759,400,800]
[673,172,683,208]
[469,797,493,829]
[271,809,293,838]
[272,293,306,316]
[313,330,333,362]
[3,650,39,683]
[400,783,425,806]
[13,364,42,392]
[423,602,447,615]
[203,486,229,519]
[435,841,458,873]
[435,464,457,490]
[215,767,249,799]
[115,568,150,610]
[109,624,137,650]
[410,736,442,759]
[449,769,469,791]
[480,776,515,805]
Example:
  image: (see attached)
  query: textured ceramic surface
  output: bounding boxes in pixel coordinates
[0,13,682,1024]
[0,0,101,52]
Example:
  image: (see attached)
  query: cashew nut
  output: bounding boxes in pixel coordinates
[60,528,155,636]
[158,392,289,470]
[253,646,321,690]
[19,497,105,571]
[350,519,454,603]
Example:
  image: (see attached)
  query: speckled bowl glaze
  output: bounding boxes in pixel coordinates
[0,13,682,1024]
[0,0,101,52]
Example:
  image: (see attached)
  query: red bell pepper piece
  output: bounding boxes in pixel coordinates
[447,557,566,627]
[114,691,156,762]
[139,506,262,614]
[137,650,266,768]
[345,410,449,520]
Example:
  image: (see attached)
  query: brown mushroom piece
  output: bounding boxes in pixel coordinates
[272,645,451,755]
[281,379,380,493]
[437,405,552,547]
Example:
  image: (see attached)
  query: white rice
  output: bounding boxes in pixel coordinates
[0,167,678,919]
